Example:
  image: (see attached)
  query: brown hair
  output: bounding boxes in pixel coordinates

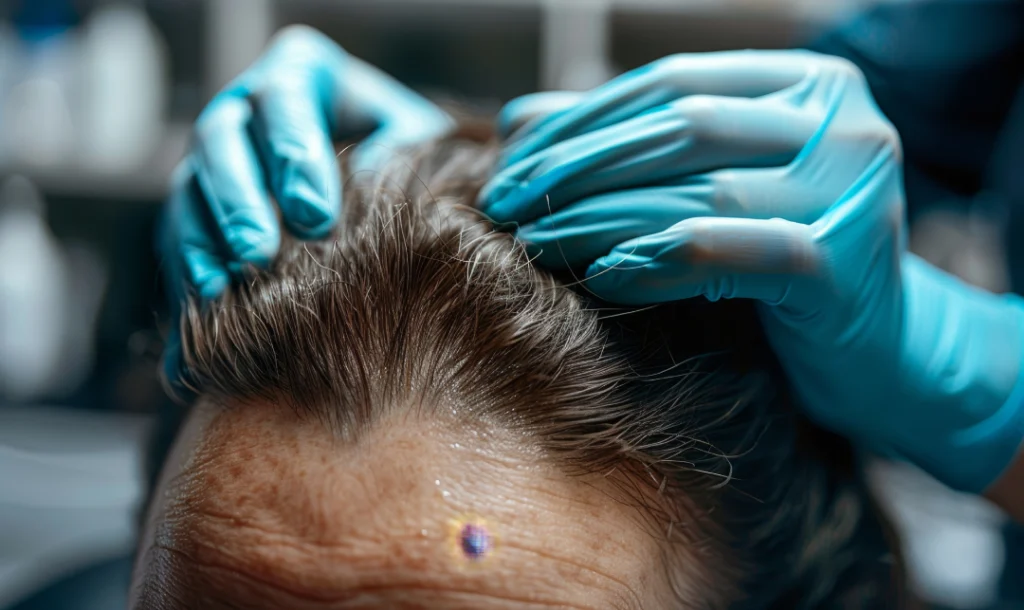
[172,135,906,608]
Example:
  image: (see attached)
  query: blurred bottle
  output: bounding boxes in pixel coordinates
[0,20,13,163]
[0,0,80,167]
[80,0,168,173]
[0,177,66,401]
[0,177,107,402]
[0,0,169,172]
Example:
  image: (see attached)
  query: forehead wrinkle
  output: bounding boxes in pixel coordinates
[155,397,680,608]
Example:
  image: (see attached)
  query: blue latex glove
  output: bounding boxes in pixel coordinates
[481,50,1024,492]
[161,26,453,389]
[164,26,453,299]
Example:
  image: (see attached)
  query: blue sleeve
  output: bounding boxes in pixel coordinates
[811,0,1024,215]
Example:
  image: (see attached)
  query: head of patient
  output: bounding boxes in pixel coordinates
[135,137,905,609]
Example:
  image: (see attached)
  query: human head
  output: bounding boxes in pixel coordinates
[135,136,905,608]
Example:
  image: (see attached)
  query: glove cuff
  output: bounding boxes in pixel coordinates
[897,257,1024,492]
[926,292,1024,493]
[943,303,1024,493]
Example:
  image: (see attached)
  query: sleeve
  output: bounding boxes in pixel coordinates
[810,0,1024,216]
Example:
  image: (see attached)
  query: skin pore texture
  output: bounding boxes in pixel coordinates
[138,135,906,609]
[133,398,682,609]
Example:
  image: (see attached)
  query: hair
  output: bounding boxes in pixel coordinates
[170,133,907,609]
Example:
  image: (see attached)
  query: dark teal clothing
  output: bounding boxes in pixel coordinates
[813,0,1024,291]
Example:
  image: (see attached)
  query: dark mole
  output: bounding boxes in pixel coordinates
[460,523,491,560]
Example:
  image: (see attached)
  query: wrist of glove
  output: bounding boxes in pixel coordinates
[890,255,1024,492]
[773,252,1024,494]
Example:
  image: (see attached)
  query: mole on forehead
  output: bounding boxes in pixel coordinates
[460,523,492,559]
[448,516,496,565]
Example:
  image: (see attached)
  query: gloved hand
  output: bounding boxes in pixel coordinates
[481,50,1024,493]
[161,25,453,389]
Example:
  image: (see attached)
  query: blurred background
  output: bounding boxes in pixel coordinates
[0,0,1019,608]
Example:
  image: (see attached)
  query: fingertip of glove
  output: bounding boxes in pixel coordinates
[225,226,277,269]
[514,225,561,267]
[508,144,535,165]
[481,202,511,226]
[584,253,649,299]
[583,259,616,291]
[196,274,229,301]
[278,159,337,236]
[495,145,530,173]
[479,185,527,226]
[496,98,529,140]
[283,188,334,238]
[182,251,230,300]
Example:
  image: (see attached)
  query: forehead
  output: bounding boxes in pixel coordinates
[143,399,674,608]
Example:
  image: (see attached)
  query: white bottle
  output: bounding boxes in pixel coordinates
[79,1,168,173]
[0,176,108,402]
[0,176,67,401]
[2,28,78,168]
[0,21,14,166]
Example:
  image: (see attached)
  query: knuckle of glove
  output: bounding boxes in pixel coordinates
[815,53,866,82]
[270,25,332,56]
[671,94,721,129]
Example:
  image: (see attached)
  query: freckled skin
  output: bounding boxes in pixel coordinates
[130,400,692,609]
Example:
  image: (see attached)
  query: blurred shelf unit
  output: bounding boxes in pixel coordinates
[272,0,862,22]
[0,122,189,202]
[4,0,870,201]
[246,0,867,92]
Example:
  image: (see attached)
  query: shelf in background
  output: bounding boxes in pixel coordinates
[275,0,868,23]
[0,123,190,202]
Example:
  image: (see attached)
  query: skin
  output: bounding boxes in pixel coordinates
[130,399,693,609]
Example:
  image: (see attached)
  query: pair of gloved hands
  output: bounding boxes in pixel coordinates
[162,26,1024,494]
